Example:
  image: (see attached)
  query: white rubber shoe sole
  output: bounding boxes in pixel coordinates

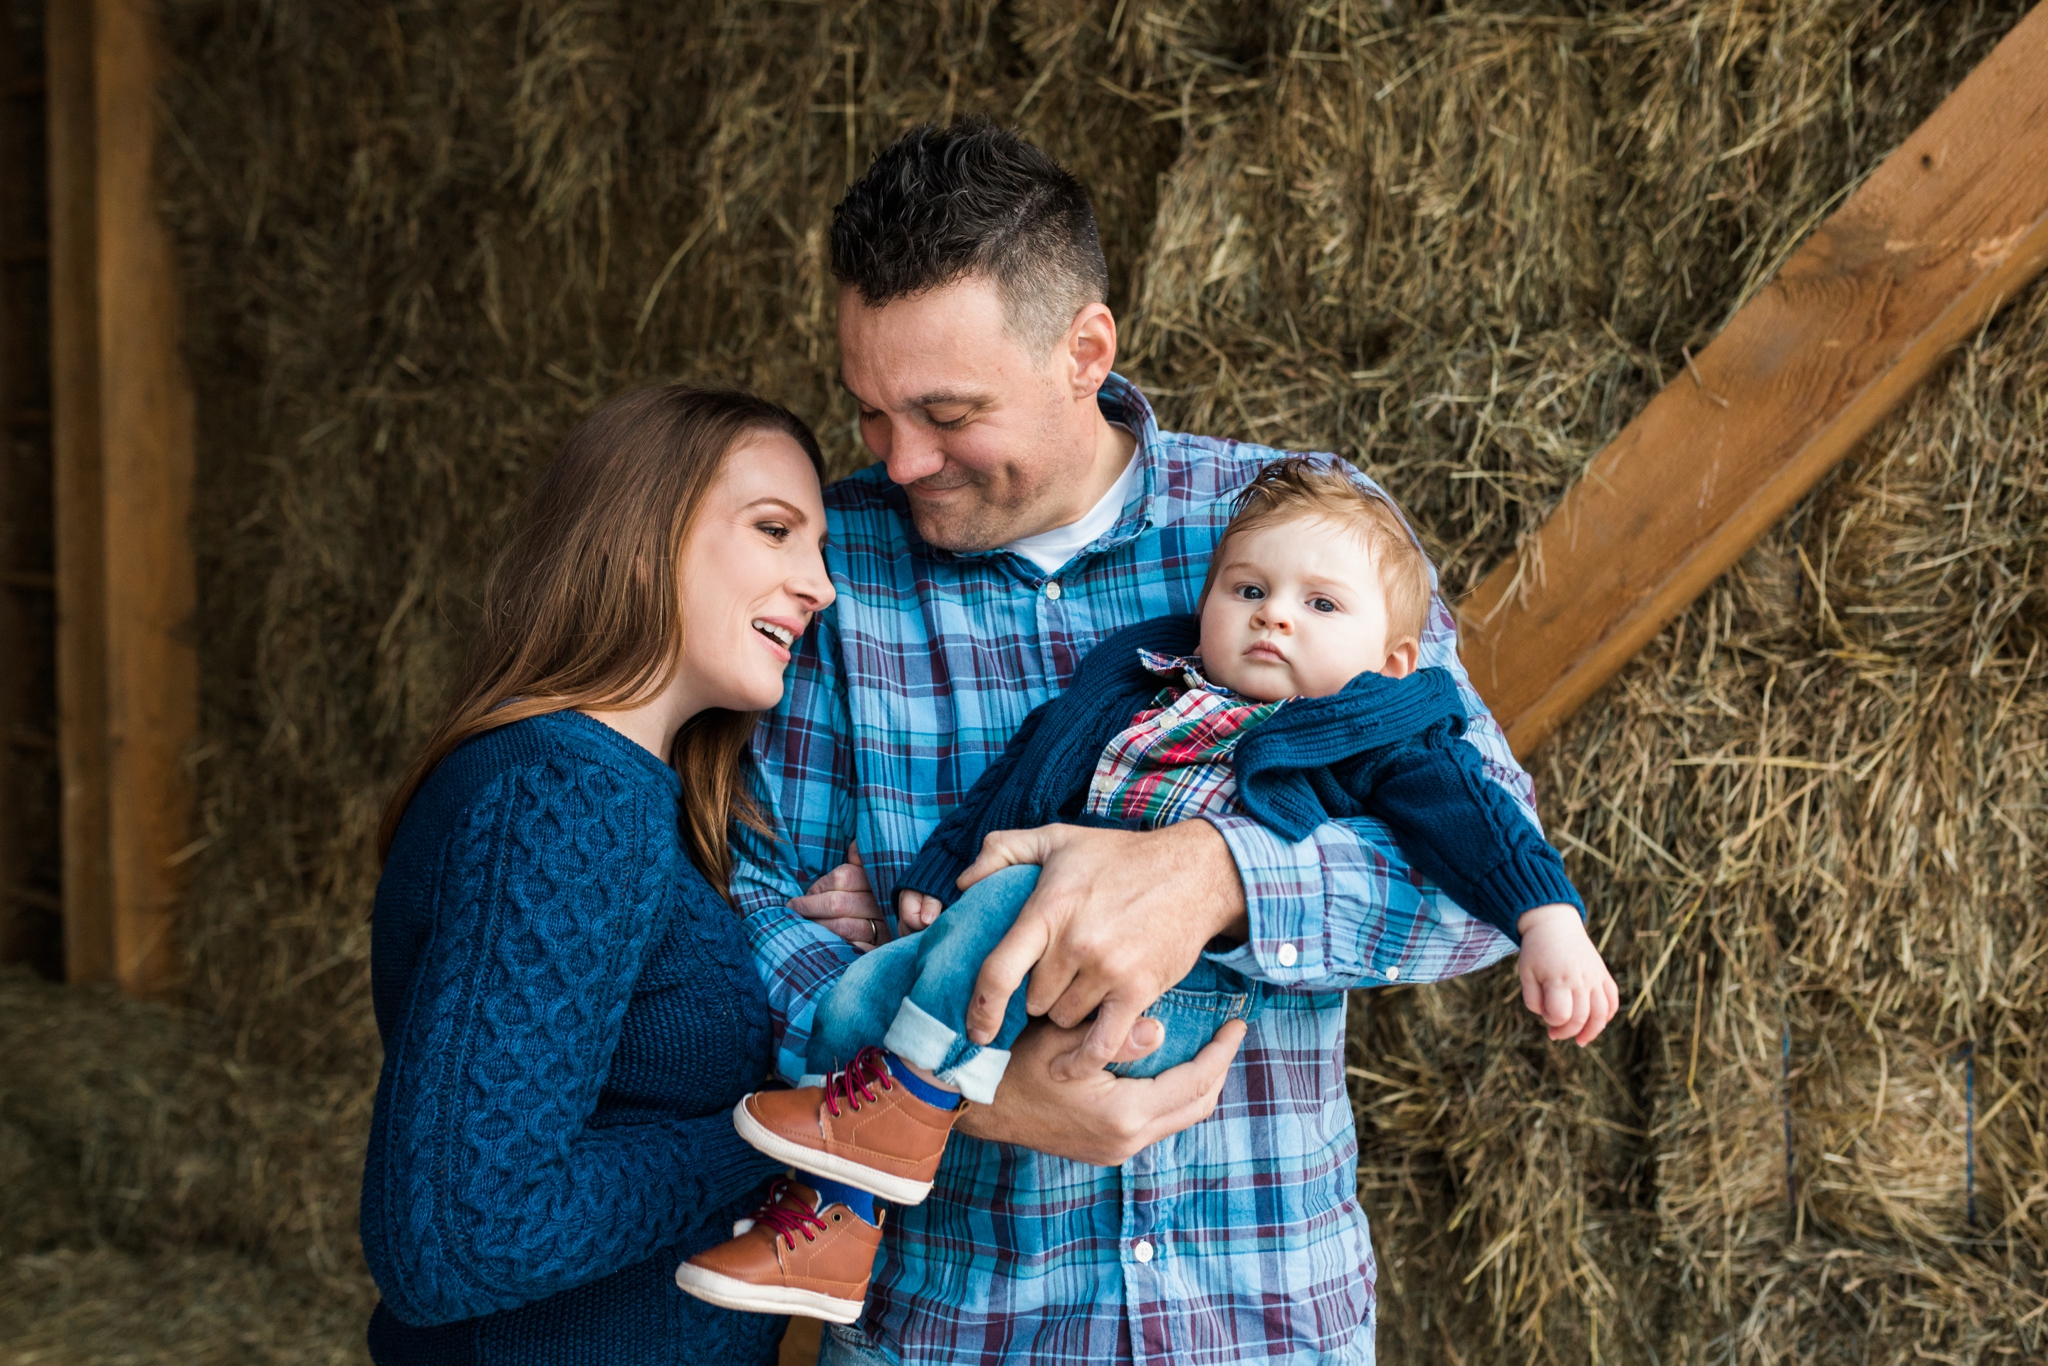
[673,1259,864,1324]
[732,1099,935,1206]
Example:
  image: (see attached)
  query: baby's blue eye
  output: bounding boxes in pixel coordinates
[1235,585,1266,601]
[1310,597,1338,613]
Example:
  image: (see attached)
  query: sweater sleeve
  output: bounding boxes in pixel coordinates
[894,697,1053,905]
[361,759,778,1327]
[1340,720,1584,943]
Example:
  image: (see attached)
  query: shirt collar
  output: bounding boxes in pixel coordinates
[1135,649,1254,701]
[1097,372,1165,547]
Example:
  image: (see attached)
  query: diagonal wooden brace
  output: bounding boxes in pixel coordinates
[1457,5,2048,760]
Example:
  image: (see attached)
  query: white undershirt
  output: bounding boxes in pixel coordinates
[1002,442,1141,575]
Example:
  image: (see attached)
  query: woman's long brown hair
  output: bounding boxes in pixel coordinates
[377,385,827,897]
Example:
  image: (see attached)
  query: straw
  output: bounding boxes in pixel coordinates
[4,2,2041,1361]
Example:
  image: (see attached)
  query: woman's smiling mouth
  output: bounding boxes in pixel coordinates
[752,618,797,650]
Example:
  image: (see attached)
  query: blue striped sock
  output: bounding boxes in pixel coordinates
[807,1176,878,1225]
[886,1053,962,1110]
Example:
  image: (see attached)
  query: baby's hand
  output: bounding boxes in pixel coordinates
[896,889,945,933]
[1515,904,1618,1046]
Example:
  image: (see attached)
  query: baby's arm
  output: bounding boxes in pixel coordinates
[1336,718,1617,1043]
[1515,903,1618,1046]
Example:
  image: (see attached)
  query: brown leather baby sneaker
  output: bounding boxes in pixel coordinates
[674,1177,883,1324]
[733,1046,960,1204]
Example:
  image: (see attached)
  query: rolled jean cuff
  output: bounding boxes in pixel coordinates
[882,997,1010,1105]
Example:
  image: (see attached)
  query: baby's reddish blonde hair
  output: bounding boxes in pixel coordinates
[1203,458,1432,644]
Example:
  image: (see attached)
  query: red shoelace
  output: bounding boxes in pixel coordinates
[747,1177,830,1250]
[821,1045,896,1118]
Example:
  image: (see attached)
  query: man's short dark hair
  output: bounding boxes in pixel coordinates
[830,118,1110,355]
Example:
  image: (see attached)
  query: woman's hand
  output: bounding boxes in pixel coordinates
[789,841,890,952]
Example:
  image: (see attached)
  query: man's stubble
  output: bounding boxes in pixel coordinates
[904,382,1084,554]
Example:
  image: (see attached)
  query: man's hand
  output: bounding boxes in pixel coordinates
[954,1017,1246,1166]
[789,841,889,952]
[958,821,1248,1079]
[1515,904,1618,1045]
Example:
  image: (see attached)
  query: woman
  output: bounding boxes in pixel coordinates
[360,385,835,1364]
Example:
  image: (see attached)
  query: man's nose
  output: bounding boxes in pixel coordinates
[885,424,946,486]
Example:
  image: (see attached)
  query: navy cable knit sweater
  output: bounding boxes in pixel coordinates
[361,710,784,1365]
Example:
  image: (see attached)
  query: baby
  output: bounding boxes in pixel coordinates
[676,457,1617,1322]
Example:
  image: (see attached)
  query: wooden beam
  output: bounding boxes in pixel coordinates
[1456,5,2048,759]
[0,8,62,979]
[47,0,198,994]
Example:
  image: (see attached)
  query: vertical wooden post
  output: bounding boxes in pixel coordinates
[46,0,197,994]
[0,6,63,979]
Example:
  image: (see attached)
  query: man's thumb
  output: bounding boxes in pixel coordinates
[958,827,1057,889]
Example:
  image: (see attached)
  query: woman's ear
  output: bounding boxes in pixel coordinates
[1380,638,1421,679]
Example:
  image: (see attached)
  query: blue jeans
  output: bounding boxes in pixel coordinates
[816,1321,899,1366]
[807,865,1266,1104]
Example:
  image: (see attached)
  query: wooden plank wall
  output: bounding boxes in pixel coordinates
[1,1,62,978]
[1458,5,2048,758]
[46,0,197,994]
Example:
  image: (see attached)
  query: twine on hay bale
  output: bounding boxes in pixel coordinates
[0,2,2040,1362]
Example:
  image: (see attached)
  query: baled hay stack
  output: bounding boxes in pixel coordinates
[0,2,2040,1363]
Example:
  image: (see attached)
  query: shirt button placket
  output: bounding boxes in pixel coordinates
[1035,576,1069,681]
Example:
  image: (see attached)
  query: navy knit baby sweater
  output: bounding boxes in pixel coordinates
[900,615,1581,943]
[361,710,784,1365]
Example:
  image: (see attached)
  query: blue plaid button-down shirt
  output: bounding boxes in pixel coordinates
[733,374,1524,1365]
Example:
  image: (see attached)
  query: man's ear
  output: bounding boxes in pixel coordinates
[1062,302,1118,398]
[1380,638,1421,679]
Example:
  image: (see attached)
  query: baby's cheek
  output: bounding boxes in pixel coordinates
[1194,618,1244,690]
[1193,601,1228,659]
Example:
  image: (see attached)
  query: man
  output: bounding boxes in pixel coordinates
[732,118,1527,1365]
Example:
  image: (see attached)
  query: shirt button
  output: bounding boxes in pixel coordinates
[1133,1240,1154,1263]
[1276,942,1298,968]
[1384,964,1401,981]
[1043,580,1063,600]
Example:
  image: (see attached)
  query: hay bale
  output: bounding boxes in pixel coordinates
[0,1244,370,1366]
[0,969,367,1270]
[4,2,2039,1361]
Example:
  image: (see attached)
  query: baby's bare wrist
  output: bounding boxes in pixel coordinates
[1516,902,1581,936]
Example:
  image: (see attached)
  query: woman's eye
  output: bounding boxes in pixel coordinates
[1310,597,1338,613]
[757,522,791,542]
[1235,585,1266,601]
